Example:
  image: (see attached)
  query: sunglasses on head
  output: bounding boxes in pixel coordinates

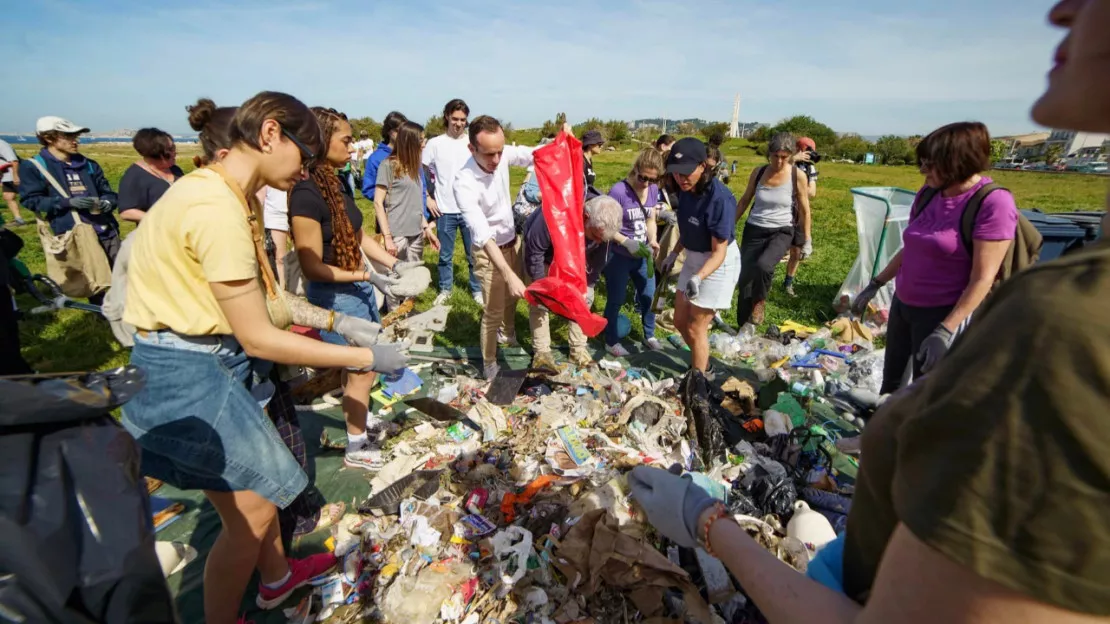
[280,126,317,171]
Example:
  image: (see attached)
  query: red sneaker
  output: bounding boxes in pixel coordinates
[255,553,338,609]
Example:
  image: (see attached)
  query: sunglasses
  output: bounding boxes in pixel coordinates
[280,126,317,171]
[636,173,660,184]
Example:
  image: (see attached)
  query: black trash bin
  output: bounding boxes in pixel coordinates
[1021,209,1101,263]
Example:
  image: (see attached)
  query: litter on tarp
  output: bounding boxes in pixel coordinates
[267,306,890,623]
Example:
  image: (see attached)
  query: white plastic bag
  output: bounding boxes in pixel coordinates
[836,187,915,315]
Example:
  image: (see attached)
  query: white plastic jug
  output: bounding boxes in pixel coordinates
[786,501,837,553]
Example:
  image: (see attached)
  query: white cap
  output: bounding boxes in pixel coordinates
[35,116,90,135]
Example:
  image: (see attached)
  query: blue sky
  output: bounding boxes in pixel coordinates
[0,0,1065,137]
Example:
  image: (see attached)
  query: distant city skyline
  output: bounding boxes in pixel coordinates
[1,0,1066,137]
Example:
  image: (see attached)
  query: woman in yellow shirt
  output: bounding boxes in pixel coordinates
[121,92,407,624]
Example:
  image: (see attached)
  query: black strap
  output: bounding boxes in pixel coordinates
[911,186,941,221]
[958,183,1005,255]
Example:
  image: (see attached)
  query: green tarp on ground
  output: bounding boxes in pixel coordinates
[156,345,750,622]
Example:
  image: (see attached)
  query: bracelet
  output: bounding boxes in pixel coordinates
[698,503,729,556]
[326,310,335,333]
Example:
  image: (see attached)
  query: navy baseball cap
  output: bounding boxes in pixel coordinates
[665,137,707,175]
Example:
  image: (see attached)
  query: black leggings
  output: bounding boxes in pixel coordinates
[735,223,794,325]
[881,295,954,394]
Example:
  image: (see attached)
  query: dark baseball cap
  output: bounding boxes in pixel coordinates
[665,137,707,175]
[581,130,604,147]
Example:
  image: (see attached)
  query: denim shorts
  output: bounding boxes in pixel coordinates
[306,280,381,345]
[120,330,308,508]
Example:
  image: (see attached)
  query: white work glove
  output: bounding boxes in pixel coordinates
[628,466,717,549]
[361,342,410,374]
[684,275,702,300]
[660,251,679,277]
[801,238,813,260]
[367,271,401,295]
[390,260,423,278]
[333,313,381,348]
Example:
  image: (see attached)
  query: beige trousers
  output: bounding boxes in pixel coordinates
[474,238,522,366]
[529,285,590,353]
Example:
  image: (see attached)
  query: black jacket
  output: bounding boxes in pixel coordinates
[18,149,118,236]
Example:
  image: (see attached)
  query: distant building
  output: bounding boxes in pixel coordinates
[1045,130,1109,164]
[997,131,1051,161]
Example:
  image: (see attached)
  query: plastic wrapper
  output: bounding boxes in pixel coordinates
[0,368,176,623]
[524,132,607,337]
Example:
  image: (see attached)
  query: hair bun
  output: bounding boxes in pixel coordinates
[187,98,218,132]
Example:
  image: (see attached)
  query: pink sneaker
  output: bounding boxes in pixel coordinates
[256,553,338,609]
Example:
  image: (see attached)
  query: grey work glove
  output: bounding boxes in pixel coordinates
[334,313,381,348]
[628,466,717,548]
[620,237,641,256]
[67,197,98,212]
[801,238,813,260]
[684,274,702,300]
[367,342,410,374]
[657,209,678,226]
[367,271,401,295]
[917,325,954,373]
[660,251,679,277]
[390,260,423,278]
[850,279,882,318]
[98,199,114,214]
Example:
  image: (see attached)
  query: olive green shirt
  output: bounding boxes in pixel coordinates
[843,241,1110,615]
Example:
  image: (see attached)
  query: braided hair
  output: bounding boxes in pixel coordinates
[306,107,361,272]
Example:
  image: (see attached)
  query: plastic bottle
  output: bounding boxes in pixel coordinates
[790,381,813,398]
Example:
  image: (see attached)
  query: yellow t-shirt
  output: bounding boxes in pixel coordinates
[123,168,259,335]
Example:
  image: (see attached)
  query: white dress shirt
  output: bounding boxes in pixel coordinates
[453,145,535,249]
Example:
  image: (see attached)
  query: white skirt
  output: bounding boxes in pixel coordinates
[677,242,741,310]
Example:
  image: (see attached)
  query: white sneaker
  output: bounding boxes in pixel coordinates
[643,337,663,351]
[606,343,631,357]
[472,291,484,306]
[433,291,450,306]
[483,362,500,380]
[344,444,384,471]
[498,329,519,347]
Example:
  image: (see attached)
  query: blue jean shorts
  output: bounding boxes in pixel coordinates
[120,330,308,508]
[306,280,380,345]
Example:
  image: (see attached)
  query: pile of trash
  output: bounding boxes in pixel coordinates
[287,316,881,624]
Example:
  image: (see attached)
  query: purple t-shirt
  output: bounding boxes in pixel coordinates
[895,177,1018,307]
[608,180,660,257]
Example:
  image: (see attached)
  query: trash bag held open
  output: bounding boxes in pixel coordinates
[524,132,607,337]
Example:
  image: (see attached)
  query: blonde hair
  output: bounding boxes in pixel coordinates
[630,147,665,178]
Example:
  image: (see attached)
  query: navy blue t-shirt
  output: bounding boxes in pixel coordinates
[676,178,737,252]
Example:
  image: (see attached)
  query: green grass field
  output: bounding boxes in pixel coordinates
[7,140,1107,373]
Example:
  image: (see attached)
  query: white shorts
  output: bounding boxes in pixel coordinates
[677,242,741,310]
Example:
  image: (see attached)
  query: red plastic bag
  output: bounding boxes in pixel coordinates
[524,133,607,337]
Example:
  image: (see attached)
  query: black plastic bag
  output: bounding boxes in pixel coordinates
[0,368,177,623]
[746,464,798,520]
[680,369,747,467]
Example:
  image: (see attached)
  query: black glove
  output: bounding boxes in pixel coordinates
[67,197,99,212]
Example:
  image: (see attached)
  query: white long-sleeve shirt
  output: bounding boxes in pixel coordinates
[453,145,535,249]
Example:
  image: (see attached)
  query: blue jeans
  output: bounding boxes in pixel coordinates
[436,213,480,294]
[121,331,307,508]
[306,280,380,344]
[603,252,656,346]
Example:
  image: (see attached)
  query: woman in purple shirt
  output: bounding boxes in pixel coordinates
[603,148,665,356]
[852,122,1017,392]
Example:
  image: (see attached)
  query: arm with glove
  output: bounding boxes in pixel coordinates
[629,466,863,622]
[683,236,728,301]
[850,250,902,318]
[917,239,1011,372]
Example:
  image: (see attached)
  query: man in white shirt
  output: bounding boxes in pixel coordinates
[454,115,571,378]
[423,99,483,306]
